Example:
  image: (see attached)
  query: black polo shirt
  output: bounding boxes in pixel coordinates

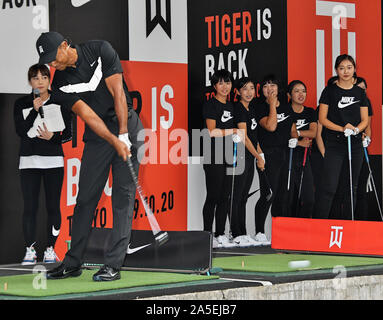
[52,40,133,142]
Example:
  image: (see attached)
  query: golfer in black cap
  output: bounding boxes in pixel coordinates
[36,31,143,281]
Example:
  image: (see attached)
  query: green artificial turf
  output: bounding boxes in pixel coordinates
[0,270,218,298]
[213,253,383,273]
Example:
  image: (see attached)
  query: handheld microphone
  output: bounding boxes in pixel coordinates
[33,88,44,118]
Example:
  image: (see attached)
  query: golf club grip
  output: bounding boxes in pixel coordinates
[126,156,161,235]
[288,147,293,170]
[303,147,308,166]
[363,147,370,164]
[233,142,237,167]
[347,136,352,160]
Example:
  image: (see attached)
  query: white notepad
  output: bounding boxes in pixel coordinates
[22,104,66,138]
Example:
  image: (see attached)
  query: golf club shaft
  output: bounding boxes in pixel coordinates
[363,147,383,220]
[126,156,161,235]
[347,136,354,220]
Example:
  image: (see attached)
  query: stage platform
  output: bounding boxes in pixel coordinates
[2,245,383,301]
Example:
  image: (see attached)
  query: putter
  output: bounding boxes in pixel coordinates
[126,156,169,246]
[347,135,354,220]
[363,147,383,220]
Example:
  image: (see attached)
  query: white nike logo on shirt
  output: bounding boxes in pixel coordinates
[221,111,233,123]
[90,61,96,67]
[126,243,151,255]
[338,97,360,109]
[277,113,290,123]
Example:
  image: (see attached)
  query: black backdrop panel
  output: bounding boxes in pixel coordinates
[187,0,288,143]
[49,0,129,60]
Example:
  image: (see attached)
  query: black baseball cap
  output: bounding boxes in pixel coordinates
[36,31,65,64]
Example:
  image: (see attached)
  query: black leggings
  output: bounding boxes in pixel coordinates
[279,149,315,218]
[203,163,232,236]
[314,136,363,220]
[231,157,255,238]
[20,168,64,248]
[255,147,287,233]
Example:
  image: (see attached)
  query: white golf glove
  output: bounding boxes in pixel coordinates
[232,133,241,143]
[288,138,298,148]
[363,136,371,148]
[352,127,360,135]
[118,133,132,150]
[344,128,354,137]
[259,153,265,163]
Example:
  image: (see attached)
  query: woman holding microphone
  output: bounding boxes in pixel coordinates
[14,64,72,264]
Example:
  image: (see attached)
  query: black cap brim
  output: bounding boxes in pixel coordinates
[38,49,58,65]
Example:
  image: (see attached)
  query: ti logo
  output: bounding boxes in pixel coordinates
[146,0,172,39]
[329,226,343,248]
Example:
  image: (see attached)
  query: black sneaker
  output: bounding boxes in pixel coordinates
[46,263,82,280]
[93,265,121,282]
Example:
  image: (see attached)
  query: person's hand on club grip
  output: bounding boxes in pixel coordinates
[114,136,131,161]
[288,138,298,148]
[363,135,371,148]
[119,133,132,150]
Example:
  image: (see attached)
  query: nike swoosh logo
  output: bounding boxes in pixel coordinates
[338,100,360,109]
[52,226,60,237]
[126,243,151,254]
[296,122,308,130]
[277,115,290,123]
[90,61,96,67]
[71,0,91,7]
[221,115,233,123]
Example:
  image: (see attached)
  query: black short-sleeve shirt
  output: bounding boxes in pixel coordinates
[202,97,234,164]
[291,105,317,157]
[319,84,368,138]
[52,40,133,141]
[254,101,294,150]
[234,101,258,159]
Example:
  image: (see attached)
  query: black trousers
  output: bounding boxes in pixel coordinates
[63,111,143,269]
[202,163,232,237]
[255,147,287,233]
[20,167,64,248]
[231,156,255,238]
[278,149,315,218]
[314,135,364,220]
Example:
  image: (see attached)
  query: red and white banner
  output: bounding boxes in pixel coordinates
[272,217,383,256]
[287,0,382,155]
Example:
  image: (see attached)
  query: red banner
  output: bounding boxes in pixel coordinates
[287,0,382,155]
[272,217,383,256]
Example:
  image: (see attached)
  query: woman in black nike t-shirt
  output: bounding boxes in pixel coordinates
[253,74,294,244]
[202,69,240,248]
[231,77,265,247]
[314,54,369,219]
[286,80,317,218]
[14,64,74,264]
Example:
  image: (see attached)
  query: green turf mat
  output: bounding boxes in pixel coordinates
[213,254,383,273]
[0,270,218,297]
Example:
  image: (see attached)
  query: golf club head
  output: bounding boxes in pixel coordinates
[155,231,169,247]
